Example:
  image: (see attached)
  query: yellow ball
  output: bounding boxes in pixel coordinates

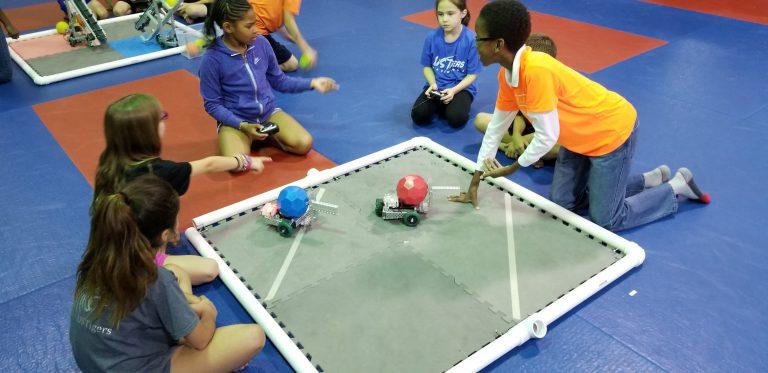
[194,38,206,48]
[56,21,69,35]
[164,0,178,7]
[299,54,310,69]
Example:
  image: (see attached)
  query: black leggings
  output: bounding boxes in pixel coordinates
[410,89,473,128]
[0,31,11,83]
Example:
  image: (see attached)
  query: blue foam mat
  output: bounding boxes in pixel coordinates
[0,0,767,371]
[0,107,92,304]
[108,36,165,59]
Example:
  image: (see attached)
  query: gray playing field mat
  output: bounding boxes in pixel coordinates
[201,148,622,372]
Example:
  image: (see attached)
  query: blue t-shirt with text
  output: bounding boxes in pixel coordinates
[420,26,482,97]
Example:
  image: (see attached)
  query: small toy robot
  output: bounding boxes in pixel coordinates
[261,186,339,237]
[135,0,183,48]
[375,174,458,227]
[62,0,107,47]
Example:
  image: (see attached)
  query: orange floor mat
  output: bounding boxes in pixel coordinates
[4,2,64,34]
[402,0,666,74]
[34,69,336,227]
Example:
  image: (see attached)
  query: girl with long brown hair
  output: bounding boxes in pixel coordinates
[94,93,270,284]
[71,175,264,372]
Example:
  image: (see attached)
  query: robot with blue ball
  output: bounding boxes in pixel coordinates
[261,186,339,237]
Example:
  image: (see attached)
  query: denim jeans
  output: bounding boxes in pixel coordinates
[550,122,677,231]
[0,32,11,83]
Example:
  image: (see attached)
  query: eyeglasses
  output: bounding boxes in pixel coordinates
[475,36,497,43]
[160,111,169,121]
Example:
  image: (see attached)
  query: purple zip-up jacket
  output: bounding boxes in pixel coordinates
[199,35,312,128]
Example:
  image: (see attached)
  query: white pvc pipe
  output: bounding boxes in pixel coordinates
[187,137,645,373]
[185,227,318,373]
[6,14,202,85]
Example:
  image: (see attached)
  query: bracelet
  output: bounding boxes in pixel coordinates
[234,154,248,172]
[242,154,253,172]
[233,156,242,171]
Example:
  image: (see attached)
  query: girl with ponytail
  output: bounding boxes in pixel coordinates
[198,0,338,161]
[71,175,264,372]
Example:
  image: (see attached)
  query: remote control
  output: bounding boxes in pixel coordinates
[258,122,280,136]
[428,90,445,99]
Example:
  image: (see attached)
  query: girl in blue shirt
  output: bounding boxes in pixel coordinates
[199,0,338,162]
[411,0,482,128]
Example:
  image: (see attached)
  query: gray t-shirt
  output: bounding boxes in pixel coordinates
[70,267,199,373]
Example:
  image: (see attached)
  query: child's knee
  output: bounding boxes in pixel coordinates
[201,258,219,282]
[591,214,615,231]
[292,134,313,155]
[112,2,132,16]
[89,2,109,18]
[186,4,208,19]
[411,109,432,126]
[447,112,469,128]
[244,325,266,354]
[473,115,487,133]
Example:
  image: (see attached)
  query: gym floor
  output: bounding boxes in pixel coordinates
[0,0,766,371]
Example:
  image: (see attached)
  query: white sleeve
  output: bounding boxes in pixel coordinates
[516,109,560,167]
[475,109,517,171]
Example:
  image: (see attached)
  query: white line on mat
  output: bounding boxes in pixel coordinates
[265,188,326,301]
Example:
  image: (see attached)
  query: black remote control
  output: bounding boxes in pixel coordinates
[258,122,280,135]
[428,90,445,99]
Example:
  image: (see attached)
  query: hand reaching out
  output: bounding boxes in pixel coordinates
[311,77,339,93]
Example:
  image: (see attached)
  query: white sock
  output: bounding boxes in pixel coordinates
[668,168,703,199]
[643,165,671,188]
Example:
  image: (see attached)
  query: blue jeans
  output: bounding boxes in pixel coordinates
[0,31,11,83]
[550,123,677,231]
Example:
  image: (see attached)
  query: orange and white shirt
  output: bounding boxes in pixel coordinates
[249,0,302,35]
[477,45,637,169]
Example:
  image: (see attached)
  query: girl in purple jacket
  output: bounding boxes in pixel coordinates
[199,0,338,160]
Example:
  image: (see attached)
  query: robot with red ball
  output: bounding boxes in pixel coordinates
[375,175,458,227]
[261,186,338,237]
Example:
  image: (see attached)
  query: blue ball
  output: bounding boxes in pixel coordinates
[277,186,309,218]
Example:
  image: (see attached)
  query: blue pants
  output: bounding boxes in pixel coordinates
[550,122,677,231]
[0,31,11,83]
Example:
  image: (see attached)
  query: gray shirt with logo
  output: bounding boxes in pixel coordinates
[69,267,199,373]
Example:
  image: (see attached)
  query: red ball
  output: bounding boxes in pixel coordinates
[396,174,429,206]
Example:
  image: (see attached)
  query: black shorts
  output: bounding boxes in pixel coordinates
[264,34,294,65]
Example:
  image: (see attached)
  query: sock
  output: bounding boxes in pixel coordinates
[643,165,671,188]
[668,167,711,203]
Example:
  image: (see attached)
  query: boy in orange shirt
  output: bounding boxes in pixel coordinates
[450,0,709,231]
[248,0,316,72]
[474,33,560,168]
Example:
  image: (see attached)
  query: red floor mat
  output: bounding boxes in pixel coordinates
[402,0,666,74]
[4,2,64,34]
[34,70,336,227]
[643,0,767,26]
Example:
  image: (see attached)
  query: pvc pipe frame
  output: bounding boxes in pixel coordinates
[5,14,202,85]
[187,137,645,373]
